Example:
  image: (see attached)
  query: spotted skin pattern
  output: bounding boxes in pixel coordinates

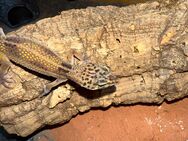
[69,62,115,90]
[0,33,115,93]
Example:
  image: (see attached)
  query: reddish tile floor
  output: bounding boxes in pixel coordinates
[38,98,188,141]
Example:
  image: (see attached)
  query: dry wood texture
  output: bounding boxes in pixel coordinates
[0,0,187,137]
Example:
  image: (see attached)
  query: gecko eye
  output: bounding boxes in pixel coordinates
[98,78,107,86]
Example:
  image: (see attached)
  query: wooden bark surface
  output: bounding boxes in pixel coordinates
[0,0,187,137]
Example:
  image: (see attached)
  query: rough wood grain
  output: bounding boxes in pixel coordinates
[0,0,187,137]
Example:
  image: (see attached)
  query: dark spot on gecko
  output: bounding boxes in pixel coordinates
[86,74,91,77]
[95,69,100,72]
[87,64,93,67]
[88,67,94,71]
[85,77,89,81]
[90,75,95,78]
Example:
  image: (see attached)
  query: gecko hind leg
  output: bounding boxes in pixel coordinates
[0,73,15,88]
[41,78,68,97]
[0,52,15,89]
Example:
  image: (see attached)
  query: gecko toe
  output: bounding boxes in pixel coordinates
[2,80,15,89]
[0,74,16,89]
[3,77,15,83]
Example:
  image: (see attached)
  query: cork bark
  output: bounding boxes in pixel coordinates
[0,0,187,137]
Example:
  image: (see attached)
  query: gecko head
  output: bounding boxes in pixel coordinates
[72,62,116,90]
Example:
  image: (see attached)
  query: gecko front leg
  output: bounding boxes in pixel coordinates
[41,78,68,97]
[0,52,15,88]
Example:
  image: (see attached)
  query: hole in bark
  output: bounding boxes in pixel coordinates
[119,55,122,58]
[116,38,121,43]
[134,46,139,53]
[8,6,34,27]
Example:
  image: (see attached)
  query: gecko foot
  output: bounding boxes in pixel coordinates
[0,73,15,89]
[40,78,67,98]
[40,84,51,98]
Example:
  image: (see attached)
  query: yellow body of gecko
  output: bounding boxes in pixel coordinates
[0,28,115,95]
